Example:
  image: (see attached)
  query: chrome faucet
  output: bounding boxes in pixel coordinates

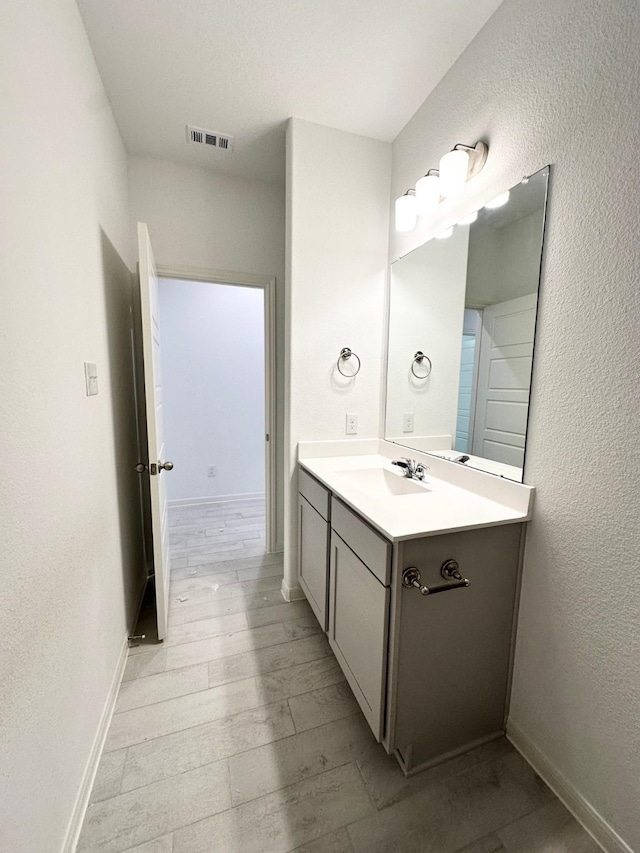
[391,457,429,480]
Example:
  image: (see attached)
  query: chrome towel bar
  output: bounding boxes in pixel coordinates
[402,559,470,596]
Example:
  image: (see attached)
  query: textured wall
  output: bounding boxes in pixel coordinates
[0,0,144,850]
[158,278,265,502]
[128,156,286,548]
[284,119,391,592]
[390,0,640,847]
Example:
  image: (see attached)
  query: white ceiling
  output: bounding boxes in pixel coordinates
[76,0,504,185]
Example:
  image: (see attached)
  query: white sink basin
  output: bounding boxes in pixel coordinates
[333,467,430,497]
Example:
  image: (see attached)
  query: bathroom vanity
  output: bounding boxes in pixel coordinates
[295,167,547,774]
[297,445,533,775]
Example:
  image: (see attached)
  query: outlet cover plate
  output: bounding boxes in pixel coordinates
[84,362,98,396]
[402,413,414,433]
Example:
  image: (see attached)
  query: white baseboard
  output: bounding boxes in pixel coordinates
[507,721,633,853]
[281,578,306,602]
[62,634,129,853]
[168,492,265,508]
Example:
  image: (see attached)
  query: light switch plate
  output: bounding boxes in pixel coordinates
[403,413,414,433]
[346,413,358,435]
[84,362,98,396]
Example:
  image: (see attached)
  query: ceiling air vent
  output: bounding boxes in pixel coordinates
[186,125,234,153]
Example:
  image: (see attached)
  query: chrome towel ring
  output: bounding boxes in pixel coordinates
[337,347,361,377]
[411,351,432,379]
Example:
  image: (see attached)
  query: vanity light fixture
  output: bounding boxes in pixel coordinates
[458,210,478,225]
[484,190,510,209]
[394,140,489,231]
[439,142,488,198]
[415,170,440,216]
[435,227,454,240]
[395,190,418,232]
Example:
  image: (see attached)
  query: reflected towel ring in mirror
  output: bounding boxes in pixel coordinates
[337,347,361,377]
[411,351,432,379]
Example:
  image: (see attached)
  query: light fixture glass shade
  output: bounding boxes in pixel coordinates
[439,149,469,198]
[395,193,417,232]
[415,174,440,215]
[435,227,454,240]
[484,190,510,209]
[458,210,478,225]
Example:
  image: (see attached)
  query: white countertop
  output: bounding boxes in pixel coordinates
[299,441,534,542]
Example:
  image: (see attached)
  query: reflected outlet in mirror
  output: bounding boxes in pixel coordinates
[385,166,550,482]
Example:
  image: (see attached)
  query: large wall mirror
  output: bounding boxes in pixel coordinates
[385,166,549,481]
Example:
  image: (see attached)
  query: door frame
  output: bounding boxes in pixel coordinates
[463,309,483,453]
[156,263,277,554]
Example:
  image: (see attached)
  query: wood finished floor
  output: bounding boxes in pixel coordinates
[79,498,600,853]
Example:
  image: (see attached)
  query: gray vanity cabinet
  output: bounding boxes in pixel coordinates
[297,463,526,774]
[297,469,331,630]
[328,498,391,741]
[385,522,524,773]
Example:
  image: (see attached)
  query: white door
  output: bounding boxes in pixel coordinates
[471,293,537,467]
[137,223,172,641]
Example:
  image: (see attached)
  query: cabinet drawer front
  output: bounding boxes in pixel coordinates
[329,532,389,741]
[331,498,391,586]
[298,494,330,631]
[299,467,330,520]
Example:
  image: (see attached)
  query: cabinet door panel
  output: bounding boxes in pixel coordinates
[329,532,389,740]
[298,494,330,630]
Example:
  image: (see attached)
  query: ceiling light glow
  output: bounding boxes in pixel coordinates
[395,192,418,232]
[458,211,478,225]
[439,149,469,198]
[415,173,440,215]
[435,227,454,240]
[484,191,510,209]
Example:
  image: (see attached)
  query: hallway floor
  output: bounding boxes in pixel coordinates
[78,498,600,853]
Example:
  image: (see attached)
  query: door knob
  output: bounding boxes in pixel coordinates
[135,461,174,474]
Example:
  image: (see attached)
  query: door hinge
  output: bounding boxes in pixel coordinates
[266,433,270,442]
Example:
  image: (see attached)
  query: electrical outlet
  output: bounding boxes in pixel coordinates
[346,413,358,435]
[403,413,414,433]
[207,465,217,478]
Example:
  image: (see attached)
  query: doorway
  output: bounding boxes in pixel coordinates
[135,223,278,641]
[156,268,277,556]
